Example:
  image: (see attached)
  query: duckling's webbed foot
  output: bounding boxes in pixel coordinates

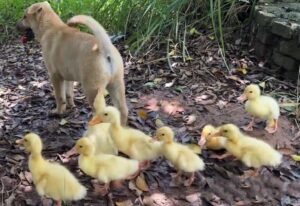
[243,117,255,131]
[184,172,195,186]
[139,160,151,171]
[211,153,233,160]
[174,171,182,183]
[94,183,110,196]
[265,119,278,134]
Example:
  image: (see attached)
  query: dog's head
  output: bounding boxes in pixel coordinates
[16,1,52,42]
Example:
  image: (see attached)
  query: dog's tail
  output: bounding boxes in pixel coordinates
[67,15,112,54]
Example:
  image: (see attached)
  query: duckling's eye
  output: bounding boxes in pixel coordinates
[208,132,211,135]
[104,113,108,116]
[79,145,83,148]
[24,139,27,142]
[223,130,228,133]
[249,91,253,93]
[161,133,165,136]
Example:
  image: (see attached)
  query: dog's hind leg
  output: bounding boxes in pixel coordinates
[50,75,67,114]
[107,77,128,125]
[65,81,75,108]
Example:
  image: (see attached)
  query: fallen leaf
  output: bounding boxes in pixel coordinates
[146,98,160,111]
[186,144,201,154]
[155,119,165,128]
[135,174,149,192]
[259,82,266,89]
[161,100,184,115]
[130,98,139,103]
[137,109,148,120]
[59,119,68,126]
[129,180,143,196]
[237,67,247,75]
[185,192,200,203]
[154,78,163,84]
[189,27,200,35]
[216,100,228,109]
[115,200,133,206]
[165,79,176,88]
[186,114,197,125]
[5,193,15,206]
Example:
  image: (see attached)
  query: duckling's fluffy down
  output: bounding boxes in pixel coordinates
[235,136,282,168]
[33,161,86,201]
[78,153,139,183]
[245,96,280,119]
[163,143,205,172]
[84,123,117,155]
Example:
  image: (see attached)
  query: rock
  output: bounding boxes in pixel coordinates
[255,10,276,27]
[254,41,270,58]
[272,51,299,71]
[279,39,300,61]
[271,20,294,39]
[256,28,276,45]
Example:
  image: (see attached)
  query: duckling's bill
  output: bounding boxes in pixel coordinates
[198,136,206,147]
[237,93,247,102]
[15,138,24,145]
[89,116,102,126]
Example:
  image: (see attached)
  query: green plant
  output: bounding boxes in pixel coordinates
[0,0,253,58]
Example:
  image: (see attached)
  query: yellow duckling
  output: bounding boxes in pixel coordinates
[62,90,117,158]
[89,106,162,169]
[84,124,117,155]
[16,133,86,206]
[198,124,226,150]
[155,126,205,186]
[211,124,282,174]
[237,84,280,133]
[75,137,139,194]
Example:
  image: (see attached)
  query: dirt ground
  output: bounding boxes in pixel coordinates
[1,35,300,206]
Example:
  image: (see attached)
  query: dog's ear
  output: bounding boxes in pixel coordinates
[28,6,42,15]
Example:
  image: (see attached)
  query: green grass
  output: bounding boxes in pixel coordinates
[0,0,253,57]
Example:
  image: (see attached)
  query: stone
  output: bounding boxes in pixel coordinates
[259,0,275,3]
[279,39,300,61]
[255,10,276,27]
[254,41,269,58]
[271,20,296,39]
[256,28,276,44]
[284,70,299,82]
[272,51,299,71]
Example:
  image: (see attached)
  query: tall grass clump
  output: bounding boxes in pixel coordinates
[0,0,253,56]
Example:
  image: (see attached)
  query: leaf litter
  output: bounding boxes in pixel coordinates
[0,34,300,206]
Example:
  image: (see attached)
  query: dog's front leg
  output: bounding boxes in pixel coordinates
[50,76,67,114]
[65,81,75,108]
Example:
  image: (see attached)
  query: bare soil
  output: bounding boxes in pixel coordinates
[1,36,300,206]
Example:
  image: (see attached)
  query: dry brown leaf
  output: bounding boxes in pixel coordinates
[146,98,160,111]
[135,174,149,192]
[160,100,184,115]
[185,192,200,203]
[128,180,142,196]
[115,200,133,206]
[137,109,148,120]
